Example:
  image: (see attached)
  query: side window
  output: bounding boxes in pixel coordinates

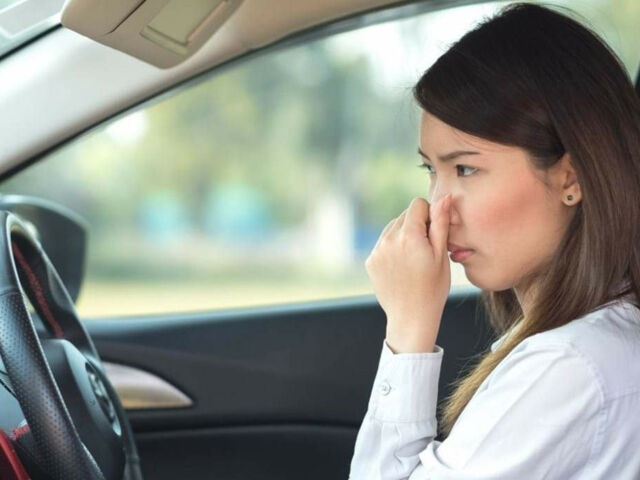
[2,1,639,318]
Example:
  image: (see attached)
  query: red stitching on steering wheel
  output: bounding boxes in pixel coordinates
[11,242,64,339]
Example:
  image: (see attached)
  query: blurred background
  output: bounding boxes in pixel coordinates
[2,0,639,318]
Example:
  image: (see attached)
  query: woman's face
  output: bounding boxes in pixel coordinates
[419,110,580,307]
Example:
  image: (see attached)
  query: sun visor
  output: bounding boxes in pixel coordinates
[61,0,243,68]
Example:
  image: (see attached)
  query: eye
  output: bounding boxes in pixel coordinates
[416,163,478,177]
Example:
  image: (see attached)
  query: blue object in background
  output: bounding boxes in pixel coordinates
[354,224,380,255]
[204,183,273,244]
[138,191,189,242]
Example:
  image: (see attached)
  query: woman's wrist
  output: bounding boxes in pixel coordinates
[385,325,438,353]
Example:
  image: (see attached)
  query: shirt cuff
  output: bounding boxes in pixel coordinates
[367,338,444,423]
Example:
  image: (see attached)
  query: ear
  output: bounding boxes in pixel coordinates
[555,152,582,203]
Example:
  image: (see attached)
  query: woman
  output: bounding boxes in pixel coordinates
[349,2,640,479]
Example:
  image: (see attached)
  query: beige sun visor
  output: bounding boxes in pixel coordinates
[61,0,243,69]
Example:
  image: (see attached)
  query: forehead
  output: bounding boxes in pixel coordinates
[419,110,508,157]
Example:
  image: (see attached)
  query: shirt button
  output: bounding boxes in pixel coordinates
[380,381,391,395]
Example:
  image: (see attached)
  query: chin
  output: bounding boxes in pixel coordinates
[465,269,513,292]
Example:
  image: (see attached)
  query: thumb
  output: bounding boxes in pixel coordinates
[429,193,451,255]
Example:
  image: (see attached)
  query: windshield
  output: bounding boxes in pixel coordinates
[0,0,64,58]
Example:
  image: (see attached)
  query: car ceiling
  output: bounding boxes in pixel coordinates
[0,0,476,176]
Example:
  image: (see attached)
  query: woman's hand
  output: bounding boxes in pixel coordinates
[365,194,452,353]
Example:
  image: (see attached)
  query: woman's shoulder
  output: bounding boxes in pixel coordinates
[512,298,640,403]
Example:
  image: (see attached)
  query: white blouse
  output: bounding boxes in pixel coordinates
[349,295,640,479]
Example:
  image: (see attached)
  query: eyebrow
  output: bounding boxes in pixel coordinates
[418,148,481,163]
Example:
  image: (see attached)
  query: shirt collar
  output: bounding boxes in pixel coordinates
[490,286,638,353]
[490,320,523,352]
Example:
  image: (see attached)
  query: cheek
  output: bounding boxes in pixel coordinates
[471,180,544,253]
[463,185,545,289]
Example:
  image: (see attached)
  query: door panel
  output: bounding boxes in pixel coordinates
[84,286,496,479]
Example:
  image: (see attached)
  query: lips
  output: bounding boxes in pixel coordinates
[447,243,473,253]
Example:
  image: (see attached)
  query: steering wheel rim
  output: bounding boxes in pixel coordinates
[0,211,143,480]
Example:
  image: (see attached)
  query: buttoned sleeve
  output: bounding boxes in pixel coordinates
[349,339,444,479]
[349,338,606,480]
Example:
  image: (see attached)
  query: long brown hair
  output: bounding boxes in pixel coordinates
[413,2,640,438]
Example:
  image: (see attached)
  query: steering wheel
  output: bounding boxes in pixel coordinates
[0,212,143,480]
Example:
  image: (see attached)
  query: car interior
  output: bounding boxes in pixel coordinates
[0,0,639,479]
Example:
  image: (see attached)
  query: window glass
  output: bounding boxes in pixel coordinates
[2,0,639,317]
[0,0,64,57]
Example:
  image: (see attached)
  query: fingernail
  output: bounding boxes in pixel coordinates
[441,194,449,211]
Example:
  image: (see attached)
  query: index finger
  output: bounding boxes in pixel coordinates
[402,197,432,237]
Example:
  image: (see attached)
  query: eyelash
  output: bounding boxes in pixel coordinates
[416,163,478,177]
